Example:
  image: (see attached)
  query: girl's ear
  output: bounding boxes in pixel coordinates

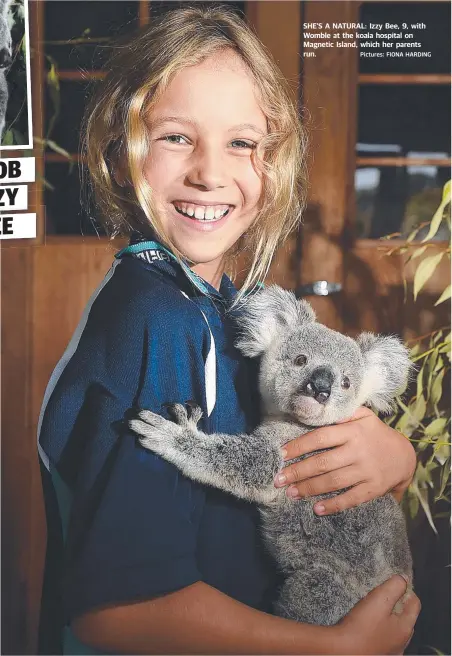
[356,333,413,413]
[235,285,316,358]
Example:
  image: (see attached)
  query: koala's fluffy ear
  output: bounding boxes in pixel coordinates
[356,333,412,413]
[0,0,11,18]
[235,285,316,358]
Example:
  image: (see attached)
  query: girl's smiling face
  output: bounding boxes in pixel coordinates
[144,50,267,287]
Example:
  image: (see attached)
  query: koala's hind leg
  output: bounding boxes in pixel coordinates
[274,567,359,626]
[129,403,282,504]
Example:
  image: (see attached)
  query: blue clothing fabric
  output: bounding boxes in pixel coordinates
[37,243,276,652]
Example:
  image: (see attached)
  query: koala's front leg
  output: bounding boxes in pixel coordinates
[129,403,282,504]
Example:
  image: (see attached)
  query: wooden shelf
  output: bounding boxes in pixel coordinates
[356,157,452,167]
[359,74,451,85]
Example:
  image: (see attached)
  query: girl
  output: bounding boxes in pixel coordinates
[38,6,420,654]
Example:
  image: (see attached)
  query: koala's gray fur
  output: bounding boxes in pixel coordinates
[0,0,12,139]
[129,285,413,626]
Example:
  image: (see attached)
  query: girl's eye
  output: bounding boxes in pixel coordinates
[294,355,307,366]
[161,134,189,145]
[230,139,257,150]
[341,376,351,390]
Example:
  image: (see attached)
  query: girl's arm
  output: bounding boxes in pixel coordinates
[72,577,419,655]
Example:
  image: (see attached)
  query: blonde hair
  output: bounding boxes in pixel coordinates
[83,5,308,299]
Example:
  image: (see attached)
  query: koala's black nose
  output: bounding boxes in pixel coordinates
[0,49,12,69]
[303,367,334,404]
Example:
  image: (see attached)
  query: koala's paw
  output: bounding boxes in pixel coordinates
[129,409,184,457]
[163,401,203,428]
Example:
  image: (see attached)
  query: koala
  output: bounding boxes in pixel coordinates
[0,0,12,139]
[129,285,413,626]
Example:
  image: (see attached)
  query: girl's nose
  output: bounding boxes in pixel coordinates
[187,147,228,190]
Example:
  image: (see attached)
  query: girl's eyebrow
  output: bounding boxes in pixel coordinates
[149,115,266,136]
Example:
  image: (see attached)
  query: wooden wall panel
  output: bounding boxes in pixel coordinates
[1,245,35,655]
[1,0,45,651]
[245,1,301,102]
[299,1,360,328]
[1,237,123,654]
[342,241,450,338]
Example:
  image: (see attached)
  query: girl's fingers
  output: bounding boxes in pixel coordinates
[282,424,352,461]
[335,406,375,424]
[311,484,377,515]
[285,465,363,500]
[275,444,354,487]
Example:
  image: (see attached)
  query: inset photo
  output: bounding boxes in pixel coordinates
[0,0,32,149]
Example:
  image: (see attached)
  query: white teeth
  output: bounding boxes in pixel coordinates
[173,202,230,221]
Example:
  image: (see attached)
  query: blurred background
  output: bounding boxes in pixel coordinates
[1,1,450,654]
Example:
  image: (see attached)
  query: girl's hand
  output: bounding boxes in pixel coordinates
[333,575,420,655]
[274,406,416,515]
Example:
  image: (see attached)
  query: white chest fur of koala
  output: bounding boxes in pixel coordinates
[129,285,413,626]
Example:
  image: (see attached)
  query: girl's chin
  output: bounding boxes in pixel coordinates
[179,247,227,269]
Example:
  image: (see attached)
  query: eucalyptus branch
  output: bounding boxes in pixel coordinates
[411,343,450,362]
[406,327,449,345]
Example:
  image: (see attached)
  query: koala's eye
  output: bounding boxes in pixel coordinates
[294,355,307,366]
[341,376,351,389]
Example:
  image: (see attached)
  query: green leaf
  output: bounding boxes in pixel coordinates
[46,140,72,159]
[410,343,421,358]
[425,417,449,437]
[416,462,432,487]
[411,482,437,534]
[46,59,61,138]
[395,412,415,438]
[415,438,432,452]
[1,129,14,145]
[422,180,451,242]
[435,285,451,306]
[407,490,419,518]
[416,363,425,400]
[12,128,25,145]
[413,252,445,300]
[432,330,444,346]
[407,224,423,242]
[430,369,445,408]
[410,394,427,424]
[433,441,451,466]
[410,244,428,261]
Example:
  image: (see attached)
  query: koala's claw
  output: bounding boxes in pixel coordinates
[161,401,203,426]
[185,400,203,424]
[135,409,167,427]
